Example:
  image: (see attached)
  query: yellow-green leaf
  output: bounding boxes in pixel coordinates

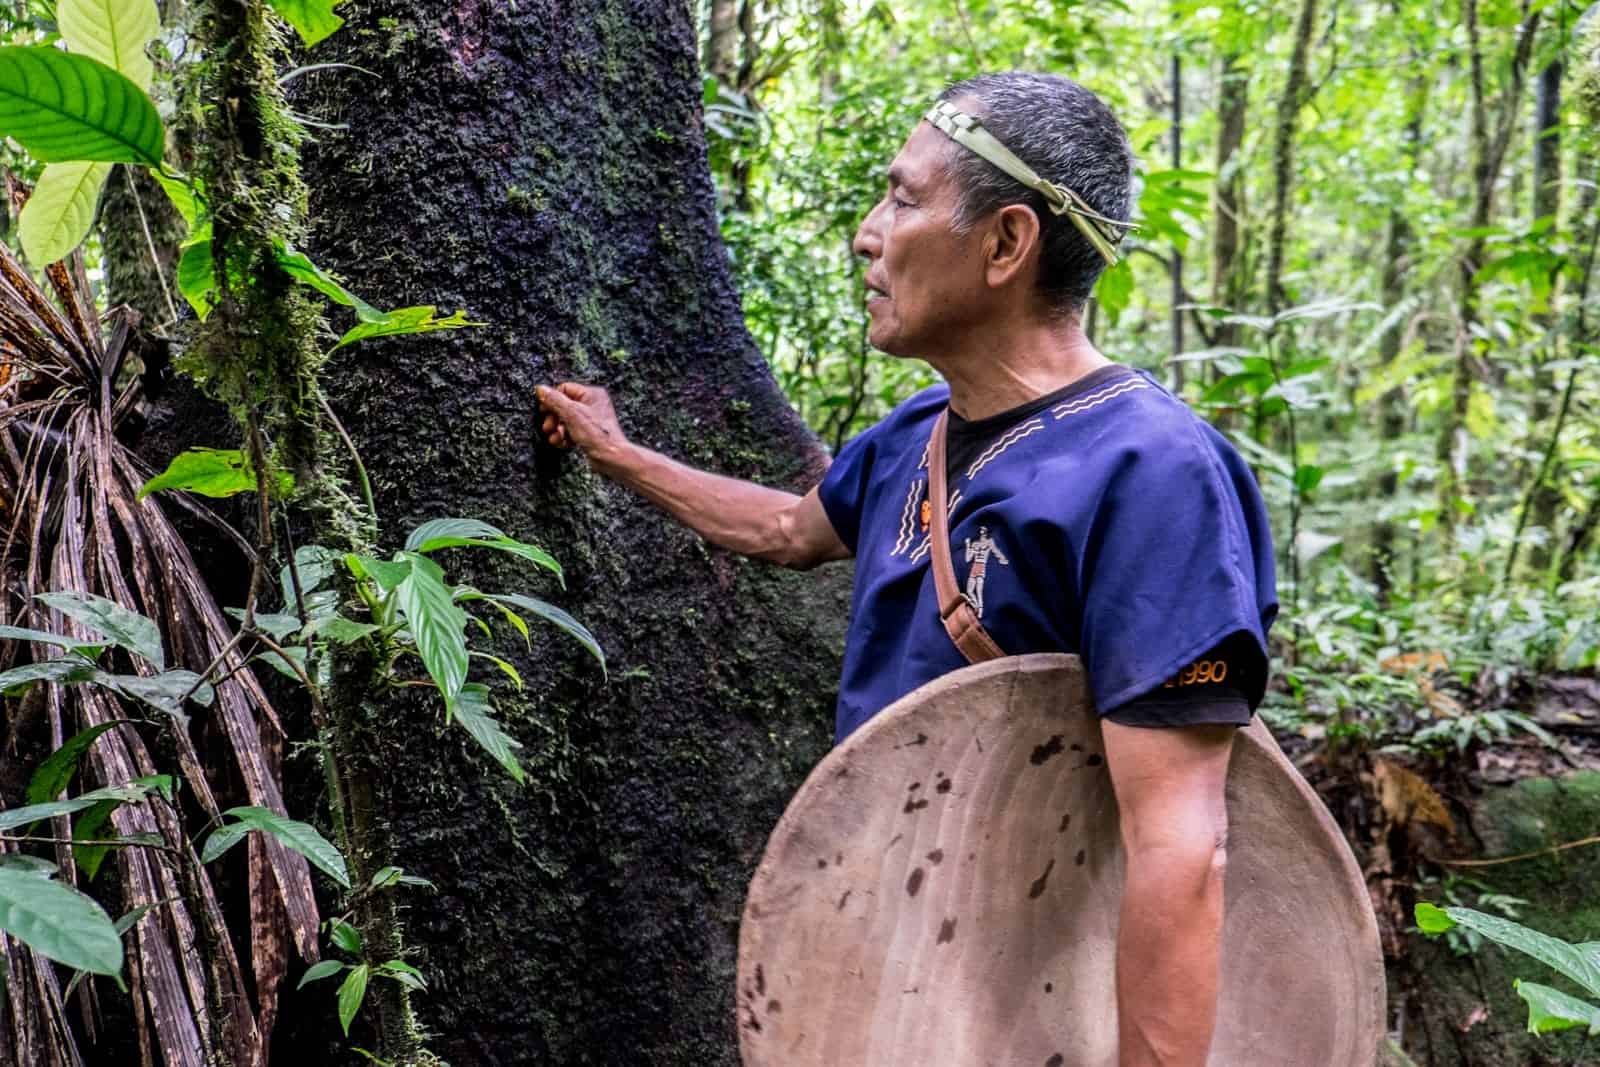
[266,0,346,48]
[58,0,161,89]
[18,161,112,265]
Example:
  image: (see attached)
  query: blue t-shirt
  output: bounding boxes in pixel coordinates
[817,367,1278,743]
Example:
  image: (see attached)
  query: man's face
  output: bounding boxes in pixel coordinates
[852,121,992,359]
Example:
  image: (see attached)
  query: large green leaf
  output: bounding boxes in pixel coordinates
[395,553,468,700]
[0,867,122,975]
[36,591,164,669]
[18,161,113,265]
[446,683,525,784]
[281,544,342,609]
[58,0,161,89]
[70,797,121,881]
[27,722,122,804]
[337,962,369,1035]
[0,657,98,694]
[1417,904,1600,996]
[0,47,164,165]
[405,518,563,579]
[209,806,350,888]
[0,784,150,832]
[274,239,382,320]
[176,223,216,319]
[139,447,294,500]
[150,167,201,228]
[1516,980,1600,1035]
[332,306,479,351]
[0,624,110,657]
[265,0,347,48]
[487,593,605,676]
[92,670,215,716]
[298,959,346,989]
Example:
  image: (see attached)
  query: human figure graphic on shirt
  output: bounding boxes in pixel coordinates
[962,525,1008,617]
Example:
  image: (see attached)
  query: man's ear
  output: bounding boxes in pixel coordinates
[984,203,1043,290]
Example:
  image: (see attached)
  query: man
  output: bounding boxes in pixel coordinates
[537,72,1276,1067]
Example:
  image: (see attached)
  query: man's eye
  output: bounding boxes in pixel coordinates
[892,197,912,210]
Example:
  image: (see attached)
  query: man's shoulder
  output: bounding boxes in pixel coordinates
[1041,372,1231,470]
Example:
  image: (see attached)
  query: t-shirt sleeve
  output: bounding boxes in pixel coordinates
[815,423,883,554]
[1075,420,1277,719]
[1101,631,1261,728]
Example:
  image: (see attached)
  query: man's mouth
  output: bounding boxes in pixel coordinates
[865,283,889,303]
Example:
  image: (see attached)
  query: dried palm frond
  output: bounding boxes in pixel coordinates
[0,175,319,1067]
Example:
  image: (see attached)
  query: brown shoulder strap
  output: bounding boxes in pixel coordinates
[927,410,1006,664]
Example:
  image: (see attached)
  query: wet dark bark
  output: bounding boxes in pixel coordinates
[288,2,846,1063]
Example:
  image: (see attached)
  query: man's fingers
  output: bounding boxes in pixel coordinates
[558,382,589,402]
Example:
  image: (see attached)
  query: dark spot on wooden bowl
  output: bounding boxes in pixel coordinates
[1028,858,1056,899]
[907,868,925,897]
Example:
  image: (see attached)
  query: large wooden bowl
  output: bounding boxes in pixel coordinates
[737,654,1383,1066]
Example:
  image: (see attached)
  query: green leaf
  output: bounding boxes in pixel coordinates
[254,645,308,682]
[447,683,525,783]
[176,224,215,320]
[0,867,122,975]
[1515,980,1600,1035]
[0,47,164,165]
[332,306,480,351]
[1415,902,1456,935]
[265,0,347,48]
[1419,905,1600,997]
[18,161,113,265]
[0,657,98,695]
[376,959,427,991]
[344,553,413,594]
[140,448,293,500]
[273,239,382,320]
[329,917,362,955]
[58,0,161,89]
[298,959,346,989]
[36,591,164,669]
[304,616,378,644]
[0,624,111,657]
[282,545,342,609]
[395,553,468,700]
[225,609,303,640]
[27,722,122,804]
[150,167,201,228]
[487,593,606,676]
[471,651,523,690]
[70,798,121,881]
[199,822,250,865]
[1293,464,1325,494]
[0,784,151,832]
[1094,258,1133,325]
[406,518,562,579]
[222,806,350,888]
[337,962,369,1035]
[369,866,403,889]
[91,670,214,716]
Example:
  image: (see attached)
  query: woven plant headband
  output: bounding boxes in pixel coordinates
[924,99,1134,267]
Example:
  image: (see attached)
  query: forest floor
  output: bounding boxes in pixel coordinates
[1291,673,1600,1066]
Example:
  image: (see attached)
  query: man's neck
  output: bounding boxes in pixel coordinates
[931,315,1111,421]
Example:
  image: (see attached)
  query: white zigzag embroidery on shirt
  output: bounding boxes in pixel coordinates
[906,489,961,562]
[893,478,924,557]
[1050,376,1150,420]
[965,417,1045,481]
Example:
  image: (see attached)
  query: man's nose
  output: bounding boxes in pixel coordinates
[852,199,886,260]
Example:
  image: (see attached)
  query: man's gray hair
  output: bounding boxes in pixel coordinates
[937,73,1134,314]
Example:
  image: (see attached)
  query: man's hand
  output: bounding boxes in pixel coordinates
[1102,719,1234,1067]
[538,382,631,476]
[533,381,849,569]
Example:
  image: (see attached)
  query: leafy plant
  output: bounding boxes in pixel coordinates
[1418,903,1600,1037]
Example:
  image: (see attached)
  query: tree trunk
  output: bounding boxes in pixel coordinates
[1435,0,1539,530]
[1209,51,1247,351]
[1263,0,1318,315]
[705,0,739,85]
[1522,56,1563,574]
[294,2,846,1062]
[1370,71,1428,599]
[1168,47,1185,391]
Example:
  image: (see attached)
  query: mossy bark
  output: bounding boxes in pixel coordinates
[288,1,848,1062]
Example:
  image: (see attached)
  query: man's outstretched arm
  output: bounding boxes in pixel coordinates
[1101,718,1234,1067]
[537,382,851,570]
